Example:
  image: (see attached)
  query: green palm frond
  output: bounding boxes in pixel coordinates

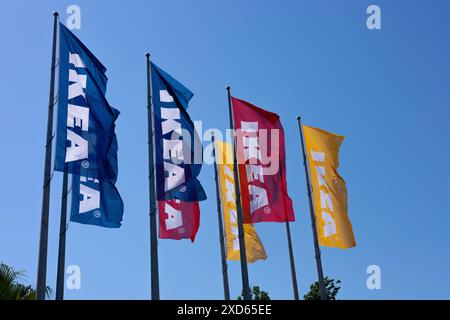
[0,263,52,300]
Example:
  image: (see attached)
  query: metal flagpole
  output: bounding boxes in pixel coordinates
[211,134,231,300]
[226,86,251,300]
[37,11,59,300]
[56,170,69,300]
[296,116,327,300]
[285,221,300,300]
[146,53,160,300]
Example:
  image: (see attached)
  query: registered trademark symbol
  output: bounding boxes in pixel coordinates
[93,210,101,218]
[81,160,89,168]
[179,185,187,193]
[264,207,271,214]
[178,227,185,234]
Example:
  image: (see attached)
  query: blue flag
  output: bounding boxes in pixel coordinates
[151,63,206,202]
[56,23,117,180]
[56,23,123,227]
[71,135,123,228]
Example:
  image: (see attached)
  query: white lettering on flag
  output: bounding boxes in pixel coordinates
[79,183,100,213]
[247,164,264,183]
[160,89,174,102]
[231,225,239,250]
[164,162,185,191]
[225,179,235,203]
[322,211,337,237]
[311,151,325,162]
[316,166,326,186]
[160,97,185,191]
[163,139,184,162]
[249,185,269,213]
[67,104,89,131]
[65,53,89,163]
[164,201,183,230]
[65,129,88,162]
[240,121,270,215]
[69,53,86,68]
[311,150,337,237]
[68,69,86,100]
[161,108,181,135]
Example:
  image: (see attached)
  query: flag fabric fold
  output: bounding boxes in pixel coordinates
[151,62,206,241]
[231,97,295,224]
[303,125,356,248]
[55,23,123,228]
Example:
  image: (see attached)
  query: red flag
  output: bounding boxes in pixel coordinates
[232,96,295,223]
[158,200,200,242]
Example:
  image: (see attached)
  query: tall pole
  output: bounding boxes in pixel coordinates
[296,116,327,300]
[37,11,59,300]
[146,53,160,300]
[56,170,69,300]
[226,86,251,300]
[285,222,299,300]
[211,134,231,300]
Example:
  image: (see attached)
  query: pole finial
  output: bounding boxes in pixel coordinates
[53,11,59,17]
[146,52,150,58]
[297,116,301,121]
[226,86,230,91]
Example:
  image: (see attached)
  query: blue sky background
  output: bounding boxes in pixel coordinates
[1,0,450,300]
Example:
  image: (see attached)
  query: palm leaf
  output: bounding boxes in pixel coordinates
[0,263,52,300]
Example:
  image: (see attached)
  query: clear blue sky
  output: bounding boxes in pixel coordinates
[1,0,449,300]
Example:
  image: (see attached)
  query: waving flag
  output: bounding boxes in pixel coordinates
[232,97,294,223]
[55,23,123,227]
[216,140,267,263]
[150,63,205,240]
[56,24,117,180]
[151,63,206,202]
[303,125,356,248]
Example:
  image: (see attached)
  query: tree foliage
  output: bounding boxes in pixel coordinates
[0,263,52,300]
[237,286,270,300]
[304,277,341,300]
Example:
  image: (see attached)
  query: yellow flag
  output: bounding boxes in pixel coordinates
[215,141,267,263]
[303,125,356,249]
